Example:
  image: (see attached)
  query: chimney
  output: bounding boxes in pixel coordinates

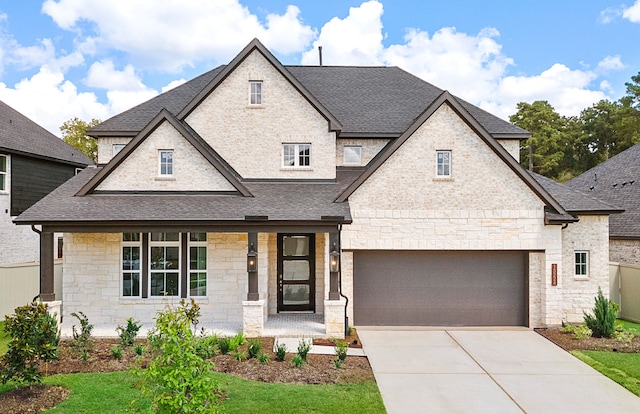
[318,46,323,66]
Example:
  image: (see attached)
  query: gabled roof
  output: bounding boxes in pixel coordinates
[88,42,528,140]
[531,172,623,215]
[335,91,574,222]
[77,109,252,197]
[567,142,640,238]
[0,100,92,166]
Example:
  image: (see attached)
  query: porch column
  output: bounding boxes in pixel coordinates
[247,232,259,300]
[39,230,55,301]
[329,232,340,300]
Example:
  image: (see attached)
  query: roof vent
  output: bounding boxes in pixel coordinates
[612,183,617,188]
[589,186,594,191]
[631,180,636,185]
[318,46,323,66]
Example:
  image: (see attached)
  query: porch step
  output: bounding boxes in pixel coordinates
[274,337,366,357]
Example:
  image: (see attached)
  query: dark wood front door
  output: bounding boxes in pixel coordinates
[277,234,315,312]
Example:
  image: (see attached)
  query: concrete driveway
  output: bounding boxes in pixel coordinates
[358,329,640,413]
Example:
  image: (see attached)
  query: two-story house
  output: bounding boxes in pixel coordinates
[15,39,619,337]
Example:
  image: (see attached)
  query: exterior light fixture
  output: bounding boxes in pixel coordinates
[329,242,340,273]
[247,242,257,272]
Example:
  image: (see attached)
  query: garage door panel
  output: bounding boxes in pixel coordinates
[353,251,527,326]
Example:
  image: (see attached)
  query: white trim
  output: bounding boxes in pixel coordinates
[158,149,174,177]
[188,232,208,298]
[121,232,142,298]
[0,153,8,194]
[282,143,312,168]
[574,250,589,278]
[344,145,362,165]
[149,232,181,297]
[436,150,451,177]
[249,80,263,105]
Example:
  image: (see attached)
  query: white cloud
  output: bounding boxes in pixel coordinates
[596,55,625,72]
[42,0,315,72]
[162,79,186,93]
[623,0,640,22]
[598,7,622,24]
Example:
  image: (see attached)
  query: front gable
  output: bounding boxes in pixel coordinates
[181,40,340,180]
[77,110,250,196]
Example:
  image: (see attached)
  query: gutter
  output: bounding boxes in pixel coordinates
[336,223,350,336]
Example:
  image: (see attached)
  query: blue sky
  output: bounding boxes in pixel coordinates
[0,0,639,135]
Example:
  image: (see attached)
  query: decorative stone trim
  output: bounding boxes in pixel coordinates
[324,299,346,339]
[242,300,265,337]
[45,300,63,332]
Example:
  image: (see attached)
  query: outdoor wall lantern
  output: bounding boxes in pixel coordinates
[329,242,340,273]
[247,242,257,272]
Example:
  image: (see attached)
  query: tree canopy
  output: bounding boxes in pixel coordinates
[510,72,640,182]
[60,117,100,162]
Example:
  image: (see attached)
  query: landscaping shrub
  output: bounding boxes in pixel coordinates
[275,341,287,361]
[292,354,305,368]
[247,339,262,359]
[334,340,348,368]
[584,288,617,338]
[111,345,123,360]
[137,300,220,413]
[116,317,142,347]
[195,334,219,358]
[297,339,311,362]
[258,352,270,364]
[69,311,94,360]
[0,302,59,385]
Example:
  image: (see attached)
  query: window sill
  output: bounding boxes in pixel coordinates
[433,177,454,182]
[573,276,589,281]
[246,105,265,109]
[155,176,176,181]
[281,167,313,171]
[119,297,209,304]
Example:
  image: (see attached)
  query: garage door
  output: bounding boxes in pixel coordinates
[353,251,528,326]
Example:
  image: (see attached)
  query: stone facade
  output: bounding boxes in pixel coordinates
[185,51,336,180]
[96,122,235,192]
[610,239,640,266]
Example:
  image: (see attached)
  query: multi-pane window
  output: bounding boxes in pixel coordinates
[575,251,589,277]
[344,146,362,165]
[150,232,180,296]
[122,233,141,297]
[283,143,311,167]
[436,150,451,177]
[189,233,207,297]
[113,144,126,157]
[0,154,7,191]
[249,81,263,105]
[159,150,174,176]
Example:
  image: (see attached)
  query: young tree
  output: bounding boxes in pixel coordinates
[60,118,100,162]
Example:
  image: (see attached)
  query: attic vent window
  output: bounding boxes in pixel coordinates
[249,81,262,105]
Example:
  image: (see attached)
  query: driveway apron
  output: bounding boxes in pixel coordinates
[358,329,640,414]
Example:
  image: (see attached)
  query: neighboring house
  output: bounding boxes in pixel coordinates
[0,100,93,264]
[14,39,619,336]
[567,143,640,265]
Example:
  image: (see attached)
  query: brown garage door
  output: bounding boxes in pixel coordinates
[353,251,528,326]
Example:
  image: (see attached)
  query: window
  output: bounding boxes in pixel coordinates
[113,144,126,157]
[150,232,180,296]
[122,233,141,297]
[249,81,262,105]
[283,143,311,167]
[344,146,362,165]
[159,150,174,176]
[436,150,451,177]
[575,251,589,277]
[0,154,7,192]
[57,237,64,259]
[189,233,207,296]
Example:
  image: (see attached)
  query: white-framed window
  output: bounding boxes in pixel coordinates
[159,150,174,176]
[344,146,362,165]
[436,150,451,177]
[75,168,83,175]
[0,154,7,192]
[122,233,142,297]
[189,233,207,297]
[113,144,126,157]
[150,232,180,296]
[283,143,311,167]
[249,80,263,105]
[575,251,589,278]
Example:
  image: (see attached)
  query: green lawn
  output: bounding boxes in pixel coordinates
[572,351,640,397]
[0,371,385,413]
[0,321,8,355]
[617,319,640,336]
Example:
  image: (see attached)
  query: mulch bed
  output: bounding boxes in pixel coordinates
[535,326,640,353]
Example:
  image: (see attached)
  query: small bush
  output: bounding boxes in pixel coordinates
[196,334,219,358]
[247,339,262,359]
[275,341,287,361]
[232,350,247,361]
[218,337,232,355]
[584,288,617,338]
[297,339,312,362]
[111,345,123,360]
[292,354,305,368]
[334,340,348,365]
[116,318,141,347]
[333,359,344,369]
[258,352,270,364]
[0,302,59,385]
[573,325,592,340]
[69,311,94,359]
[614,330,634,343]
[134,344,144,356]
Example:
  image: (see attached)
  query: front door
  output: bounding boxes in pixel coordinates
[277,234,315,312]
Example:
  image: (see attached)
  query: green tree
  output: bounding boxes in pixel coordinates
[625,71,640,109]
[509,101,571,179]
[60,117,100,162]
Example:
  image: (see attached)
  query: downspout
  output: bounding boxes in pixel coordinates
[31,225,42,302]
[337,224,350,336]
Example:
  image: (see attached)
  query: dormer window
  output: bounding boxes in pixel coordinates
[113,144,126,157]
[344,146,362,165]
[159,150,174,176]
[249,81,263,105]
[283,143,311,168]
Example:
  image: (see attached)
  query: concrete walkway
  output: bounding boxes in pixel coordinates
[358,329,640,414]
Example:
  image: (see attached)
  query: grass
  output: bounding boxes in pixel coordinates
[617,319,640,336]
[0,371,385,413]
[572,351,640,397]
[0,321,8,355]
